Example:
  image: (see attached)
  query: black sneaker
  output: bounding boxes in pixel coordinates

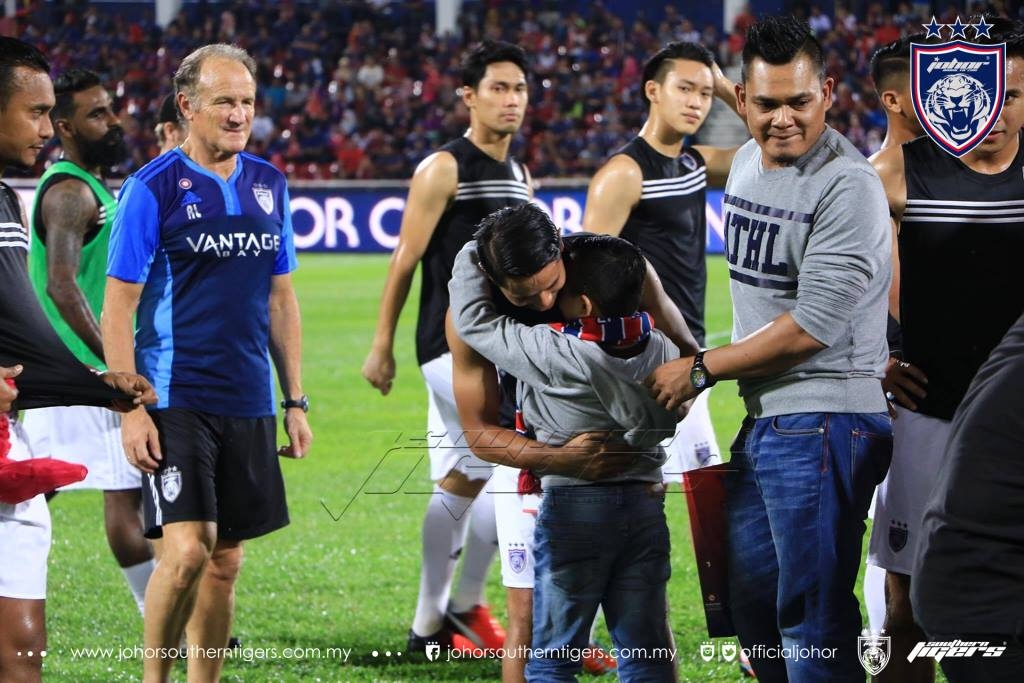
[406,628,458,661]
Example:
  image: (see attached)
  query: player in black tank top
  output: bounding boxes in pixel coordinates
[582,42,740,348]
[360,41,532,658]
[416,136,529,365]
[898,135,1024,419]
[614,138,709,343]
[582,45,741,474]
[869,28,1024,680]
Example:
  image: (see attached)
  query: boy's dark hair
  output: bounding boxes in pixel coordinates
[561,234,646,318]
[51,69,102,122]
[473,203,561,285]
[870,35,919,96]
[462,40,529,89]
[741,16,824,83]
[641,41,715,105]
[0,37,50,109]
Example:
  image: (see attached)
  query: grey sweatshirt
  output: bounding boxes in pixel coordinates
[724,126,890,417]
[449,243,679,487]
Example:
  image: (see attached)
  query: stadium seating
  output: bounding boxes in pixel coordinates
[9,1,988,179]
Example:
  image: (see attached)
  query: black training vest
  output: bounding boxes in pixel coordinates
[415,137,530,365]
[616,137,708,346]
[900,134,1024,419]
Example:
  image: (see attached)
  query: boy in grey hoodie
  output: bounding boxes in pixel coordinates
[450,229,678,682]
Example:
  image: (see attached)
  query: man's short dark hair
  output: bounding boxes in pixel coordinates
[51,68,102,122]
[976,16,1024,59]
[741,16,825,83]
[870,36,918,96]
[473,203,561,285]
[158,93,181,124]
[0,37,50,109]
[641,42,715,105]
[461,40,529,89]
[561,234,646,318]
[1004,30,1024,60]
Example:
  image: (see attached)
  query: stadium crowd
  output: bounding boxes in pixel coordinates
[9,0,1016,180]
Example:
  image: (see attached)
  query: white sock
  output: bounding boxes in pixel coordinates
[864,564,887,632]
[412,485,473,636]
[449,488,497,614]
[122,559,155,615]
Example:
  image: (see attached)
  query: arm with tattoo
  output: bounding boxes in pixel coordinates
[40,179,105,362]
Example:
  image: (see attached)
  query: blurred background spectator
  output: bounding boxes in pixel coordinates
[6,0,1024,180]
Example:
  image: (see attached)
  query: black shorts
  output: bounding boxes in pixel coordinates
[141,408,289,541]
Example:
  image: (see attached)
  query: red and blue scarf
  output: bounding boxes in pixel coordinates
[547,311,654,349]
[516,312,654,494]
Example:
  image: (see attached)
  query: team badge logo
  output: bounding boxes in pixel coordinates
[699,642,715,662]
[511,161,525,183]
[253,184,274,215]
[912,17,1005,157]
[680,152,698,171]
[859,633,891,675]
[721,643,737,662]
[508,545,526,574]
[695,443,712,467]
[889,520,908,552]
[161,466,182,503]
[178,178,192,190]
[425,643,440,662]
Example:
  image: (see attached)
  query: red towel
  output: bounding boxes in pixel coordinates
[0,456,88,504]
[0,382,88,504]
[517,468,542,496]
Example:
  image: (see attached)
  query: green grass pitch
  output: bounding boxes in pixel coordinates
[41,254,880,681]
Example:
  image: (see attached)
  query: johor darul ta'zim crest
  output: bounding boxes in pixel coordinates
[912,16,1005,157]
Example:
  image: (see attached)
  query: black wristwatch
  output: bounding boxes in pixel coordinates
[689,351,717,392]
[281,395,309,412]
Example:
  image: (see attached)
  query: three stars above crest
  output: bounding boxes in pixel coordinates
[923,16,994,40]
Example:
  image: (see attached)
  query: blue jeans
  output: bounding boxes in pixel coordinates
[525,483,675,682]
[727,413,892,683]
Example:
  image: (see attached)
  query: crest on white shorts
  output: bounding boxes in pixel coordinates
[508,543,527,573]
[253,184,274,215]
[889,520,908,552]
[161,466,182,503]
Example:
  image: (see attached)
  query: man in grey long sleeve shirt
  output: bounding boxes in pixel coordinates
[647,17,892,682]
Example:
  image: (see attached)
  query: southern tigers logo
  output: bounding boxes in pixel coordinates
[912,24,1005,157]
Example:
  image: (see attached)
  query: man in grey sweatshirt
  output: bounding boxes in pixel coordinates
[450,229,678,681]
[646,17,892,682]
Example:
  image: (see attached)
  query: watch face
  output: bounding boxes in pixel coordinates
[691,366,708,390]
